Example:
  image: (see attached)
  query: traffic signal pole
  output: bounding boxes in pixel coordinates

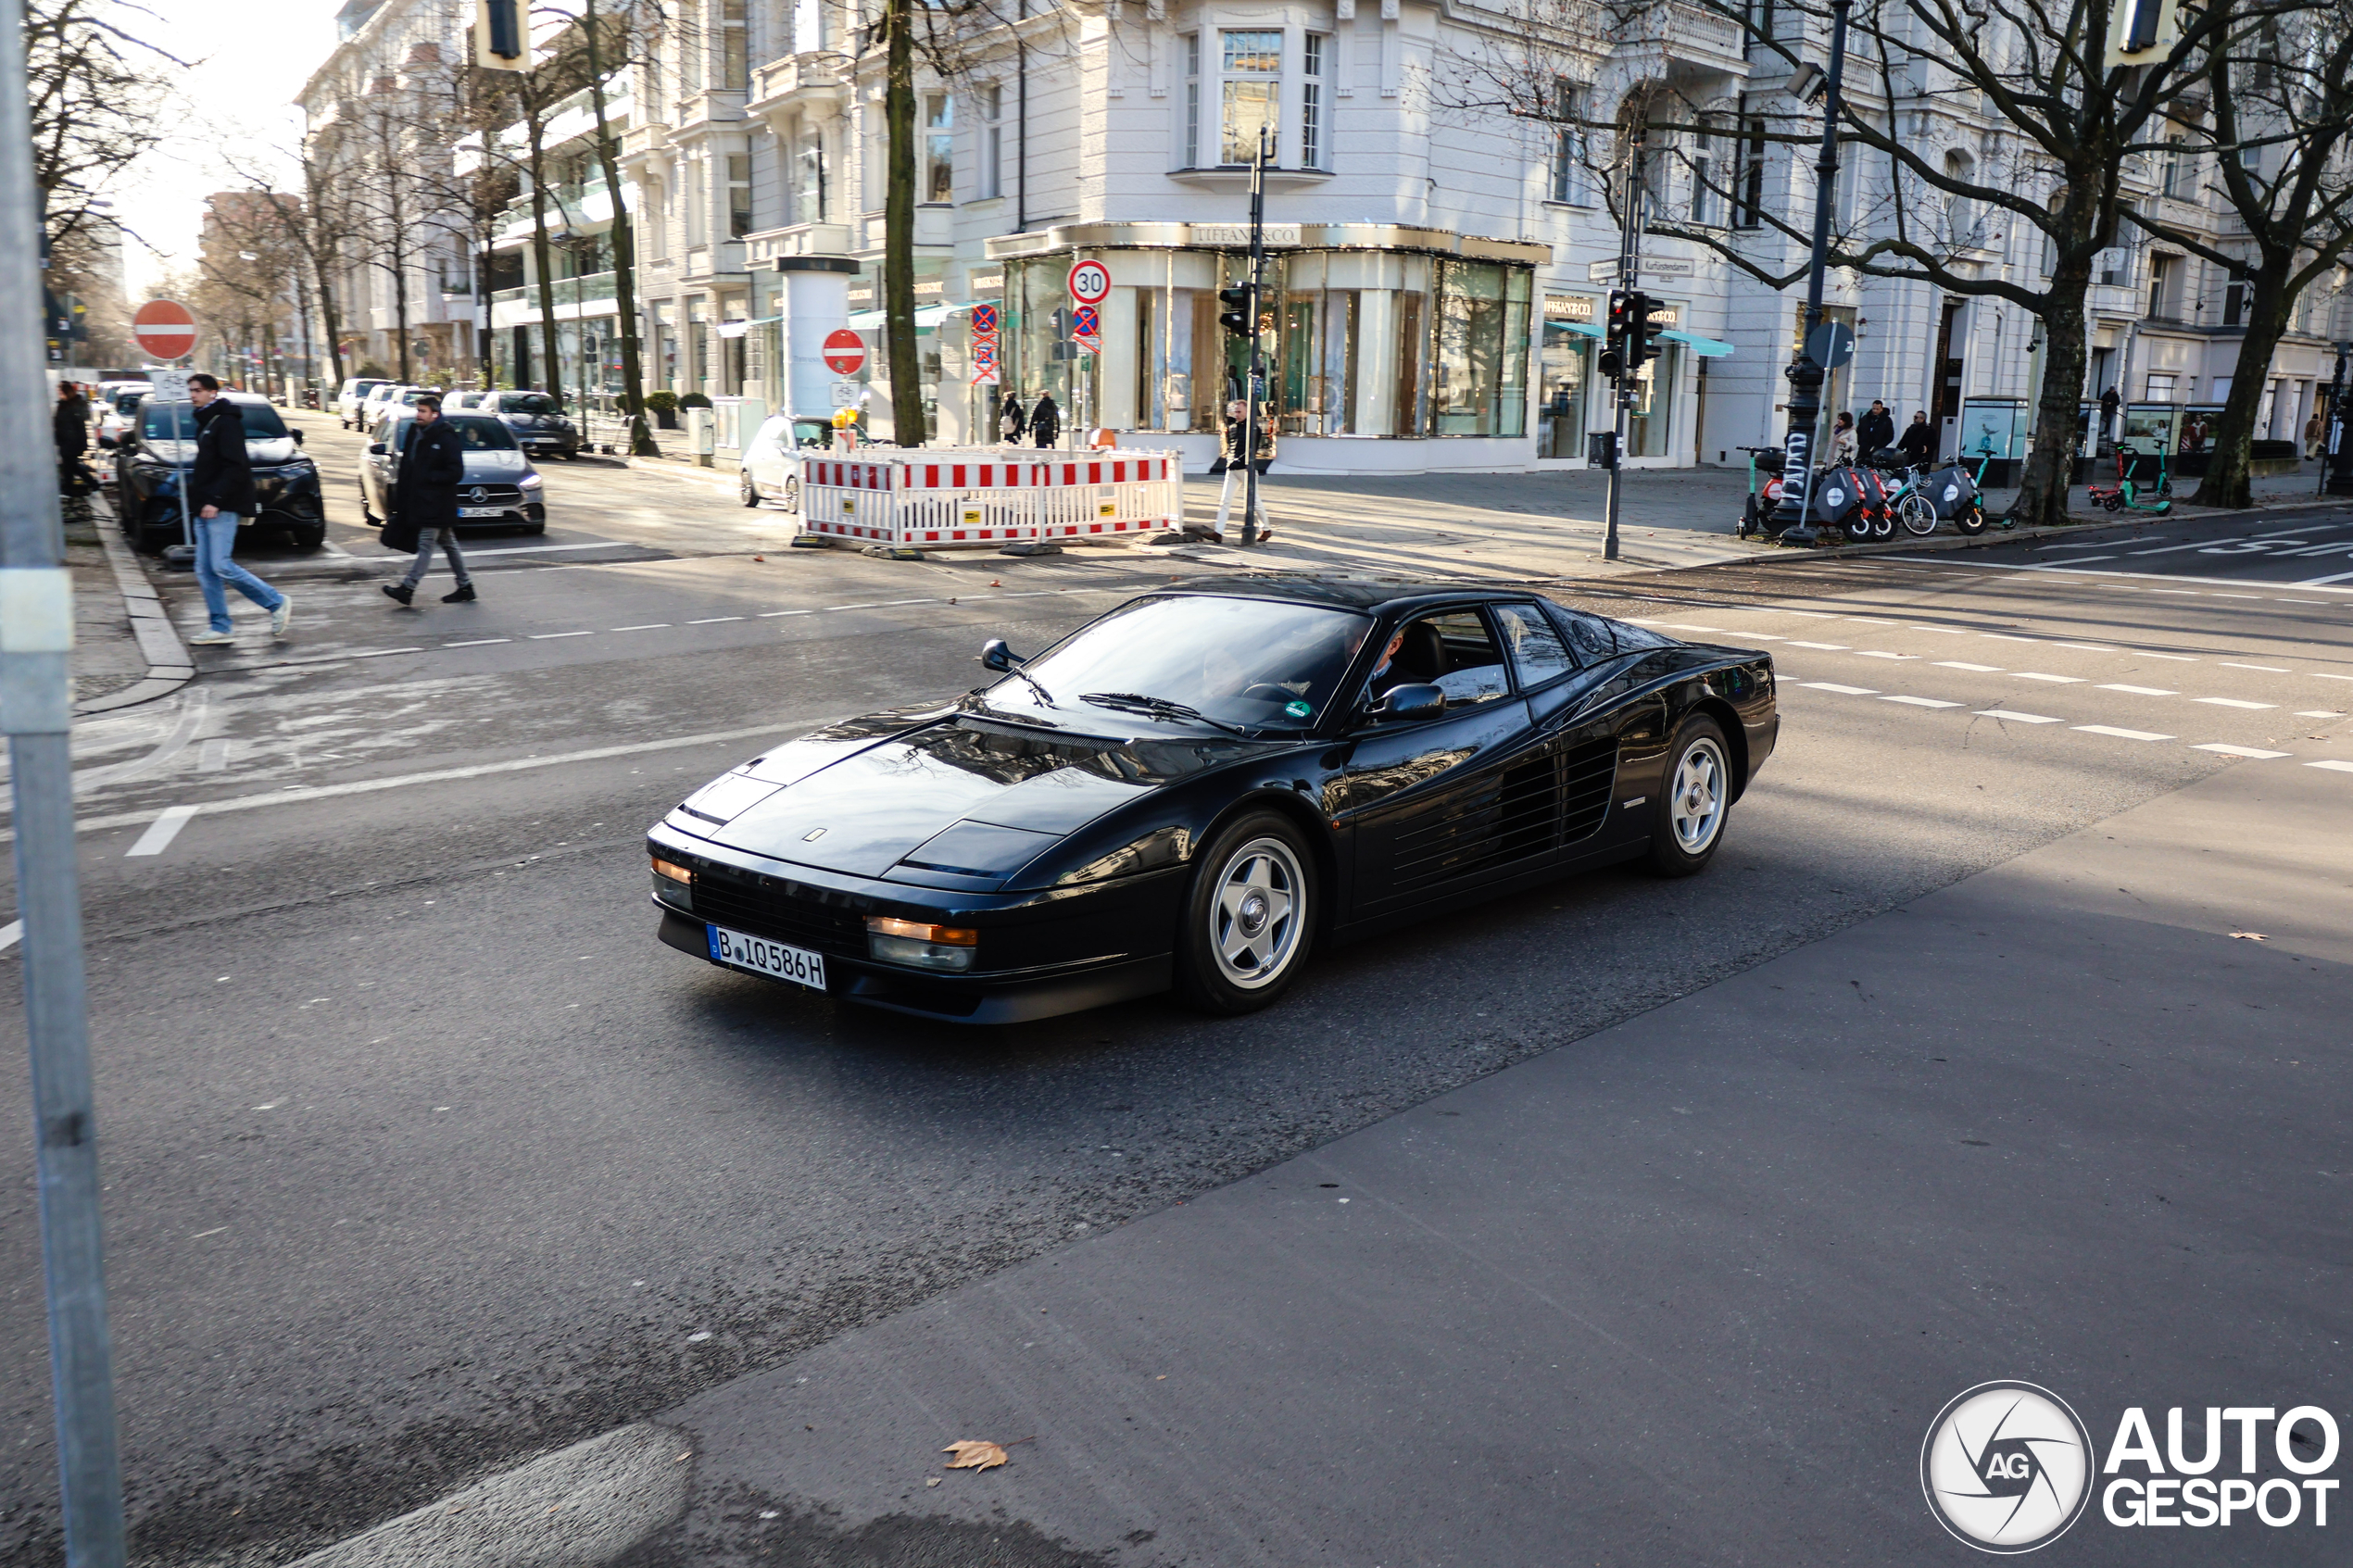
[1766,0,1854,546]
[1602,129,1643,564]
[1241,126,1269,546]
[0,0,127,1559]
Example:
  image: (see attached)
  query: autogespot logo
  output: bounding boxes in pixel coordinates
[1921,1382,2095,1553]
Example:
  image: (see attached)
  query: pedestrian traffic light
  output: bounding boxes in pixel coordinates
[474,0,526,69]
[1217,285,1254,339]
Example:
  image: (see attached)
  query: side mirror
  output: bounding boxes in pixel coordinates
[1369,684,1446,723]
[368,442,386,456]
[291,428,304,445]
[979,637,1020,672]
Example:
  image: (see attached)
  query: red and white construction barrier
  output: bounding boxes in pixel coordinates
[798,448,1183,547]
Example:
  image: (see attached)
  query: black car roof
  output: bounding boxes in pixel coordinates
[1148,580,1562,615]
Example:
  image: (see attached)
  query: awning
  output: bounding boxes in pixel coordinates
[845,302,969,332]
[1657,329,1735,358]
[1547,320,1604,339]
[715,314,784,338]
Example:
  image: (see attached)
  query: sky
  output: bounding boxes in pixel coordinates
[107,0,343,299]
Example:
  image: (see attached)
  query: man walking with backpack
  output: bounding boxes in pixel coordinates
[184,373,291,646]
[382,395,476,606]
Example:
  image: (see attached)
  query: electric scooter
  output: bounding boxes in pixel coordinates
[1735,445,1785,537]
[2085,440,2172,515]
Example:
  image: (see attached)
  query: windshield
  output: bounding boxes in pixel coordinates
[349,380,386,397]
[443,415,518,450]
[140,401,288,440]
[112,390,145,414]
[495,394,558,415]
[991,596,1374,733]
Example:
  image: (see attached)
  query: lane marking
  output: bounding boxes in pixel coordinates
[686,617,743,625]
[2195,745,2291,759]
[2313,673,2353,683]
[2296,569,2353,586]
[2149,588,2200,596]
[2137,652,2198,661]
[2308,759,2353,773]
[2074,725,2174,741]
[611,623,671,632]
[2212,593,2264,600]
[528,631,596,640]
[2196,697,2273,709]
[1798,682,1879,695]
[2295,710,2347,718]
[2219,661,2289,672]
[125,804,198,857]
[2055,643,2117,652]
[1876,557,2353,595]
[2049,554,2116,563]
[1856,651,1916,659]
[6,720,831,848]
[0,921,19,954]
[1976,709,2063,723]
[1935,661,2004,671]
[1911,627,1970,634]
[2276,598,2328,605]
[2013,672,2084,684]
[1881,695,1963,709]
[2098,684,2177,696]
[1844,617,1896,624]
[1787,641,1849,650]
[1982,634,2040,643]
[442,638,510,647]
[448,540,650,558]
[760,609,811,618]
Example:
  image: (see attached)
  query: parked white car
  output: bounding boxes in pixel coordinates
[337,377,392,429]
[738,413,833,510]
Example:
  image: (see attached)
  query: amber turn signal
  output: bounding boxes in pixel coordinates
[865,915,977,947]
[650,857,694,884]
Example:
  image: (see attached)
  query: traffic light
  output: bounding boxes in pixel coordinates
[1217,285,1254,339]
[1623,290,1655,373]
[1598,288,1629,379]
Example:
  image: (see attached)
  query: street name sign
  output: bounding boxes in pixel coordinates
[1587,256,1697,282]
[132,299,196,360]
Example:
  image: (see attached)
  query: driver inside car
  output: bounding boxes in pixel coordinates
[1369,621,1446,698]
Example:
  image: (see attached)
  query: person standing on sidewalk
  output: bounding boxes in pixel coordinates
[54,381,96,497]
[1029,392,1061,448]
[998,394,1026,445]
[184,373,291,646]
[1896,409,1936,466]
[1856,399,1894,458]
[383,395,475,606]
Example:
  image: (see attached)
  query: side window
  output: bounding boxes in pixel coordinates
[1543,601,1623,663]
[1494,602,1575,686]
[1366,609,1511,708]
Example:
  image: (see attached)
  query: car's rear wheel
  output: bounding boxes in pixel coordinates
[1648,715,1732,877]
[739,470,760,508]
[1174,810,1315,1014]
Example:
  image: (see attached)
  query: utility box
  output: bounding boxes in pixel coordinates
[1587,431,1618,470]
[686,408,716,466]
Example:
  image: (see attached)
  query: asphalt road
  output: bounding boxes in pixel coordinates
[3,443,2349,1563]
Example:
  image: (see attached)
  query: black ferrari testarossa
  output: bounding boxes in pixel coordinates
[648,582,1777,1023]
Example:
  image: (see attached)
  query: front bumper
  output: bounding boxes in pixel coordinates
[646,822,1181,1024]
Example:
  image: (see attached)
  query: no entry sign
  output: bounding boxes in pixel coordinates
[1066,258,1111,307]
[132,299,196,360]
[822,328,866,376]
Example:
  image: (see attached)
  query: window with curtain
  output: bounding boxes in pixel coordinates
[925,93,954,203]
[1220,30,1279,166]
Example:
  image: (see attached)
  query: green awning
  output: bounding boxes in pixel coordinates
[1656,329,1734,358]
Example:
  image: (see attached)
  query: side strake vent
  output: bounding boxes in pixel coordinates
[1559,738,1619,844]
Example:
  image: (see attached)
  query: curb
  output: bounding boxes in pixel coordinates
[77,505,193,717]
[284,1423,691,1568]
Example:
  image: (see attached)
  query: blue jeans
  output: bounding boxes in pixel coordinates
[193,511,284,633]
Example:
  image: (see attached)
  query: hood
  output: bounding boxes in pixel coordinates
[668,712,1250,891]
[462,449,530,478]
[136,436,296,468]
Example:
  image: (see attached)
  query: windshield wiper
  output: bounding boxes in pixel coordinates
[1000,663,1058,709]
[1081,692,1254,737]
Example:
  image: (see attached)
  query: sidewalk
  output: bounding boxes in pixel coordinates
[63,497,190,715]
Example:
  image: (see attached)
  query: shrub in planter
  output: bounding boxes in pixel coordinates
[679,391,712,409]
[644,389,679,429]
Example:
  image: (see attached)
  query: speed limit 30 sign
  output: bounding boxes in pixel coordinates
[1066,258,1111,307]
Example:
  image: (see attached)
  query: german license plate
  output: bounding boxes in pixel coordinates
[707,923,825,990]
[458,505,505,517]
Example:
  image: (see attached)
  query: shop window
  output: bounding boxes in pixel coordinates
[925,94,954,203]
[1428,260,1530,438]
[978,83,1002,199]
[1220,30,1280,166]
[1628,346,1677,458]
[1539,298,1592,458]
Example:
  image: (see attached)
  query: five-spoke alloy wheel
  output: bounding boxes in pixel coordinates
[1176,810,1316,1013]
[1648,715,1734,876]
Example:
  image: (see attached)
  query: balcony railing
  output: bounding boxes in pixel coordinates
[490,271,619,310]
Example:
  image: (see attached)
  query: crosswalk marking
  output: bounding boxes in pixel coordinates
[2195,745,2290,759]
[1976,710,2063,723]
[2073,725,2174,742]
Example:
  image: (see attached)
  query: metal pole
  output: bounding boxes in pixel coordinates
[1767,0,1853,546]
[2321,345,2345,500]
[1604,129,1642,563]
[0,0,126,1557]
[1241,126,1267,547]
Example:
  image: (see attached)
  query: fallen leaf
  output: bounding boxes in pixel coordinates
[925,1476,942,1487]
[942,1439,1010,1472]
[2231,932,2269,941]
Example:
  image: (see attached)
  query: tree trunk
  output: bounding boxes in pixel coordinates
[523,110,567,409]
[883,0,925,446]
[582,0,660,456]
[2197,264,2296,510]
[475,233,495,388]
[317,271,346,388]
[2013,273,2091,528]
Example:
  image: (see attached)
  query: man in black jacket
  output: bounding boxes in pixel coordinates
[383,395,476,606]
[1896,409,1937,466]
[1856,400,1896,458]
[185,374,291,646]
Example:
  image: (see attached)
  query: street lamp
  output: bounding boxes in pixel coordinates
[1765,0,1855,546]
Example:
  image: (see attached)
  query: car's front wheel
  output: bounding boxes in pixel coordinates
[739,470,761,508]
[1174,810,1316,1014]
[1648,715,1733,877]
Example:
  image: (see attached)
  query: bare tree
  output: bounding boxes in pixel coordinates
[26,0,179,250]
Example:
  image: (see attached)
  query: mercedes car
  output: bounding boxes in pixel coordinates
[112,391,325,552]
[646,583,1778,1024]
[359,408,547,534]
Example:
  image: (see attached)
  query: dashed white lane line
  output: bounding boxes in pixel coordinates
[1882,695,1964,709]
[125,805,198,857]
[2099,684,2178,696]
[1935,661,2004,672]
[2296,710,2347,718]
[527,631,596,640]
[1800,682,1879,695]
[1857,651,1917,660]
[686,617,744,624]
[1787,641,1850,650]
[0,921,19,955]
[1977,709,2065,723]
[2315,673,2353,683]
[611,623,671,632]
[760,609,811,617]
[2220,661,2291,672]
[2074,725,2174,742]
[2212,594,2265,600]
[2309,759,2353,773]
[1982,634,2040,643]
[2196,745,2291,759]
[1911,626,1970,634]
[2014,672,2085,684]
[2055,643,2117,652]
[2196,697,2275,709]
[2138,652,2199,661]
[442,638,510,647]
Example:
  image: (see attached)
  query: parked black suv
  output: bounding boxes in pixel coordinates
[470,392,581,460]
[112,393,326,552]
